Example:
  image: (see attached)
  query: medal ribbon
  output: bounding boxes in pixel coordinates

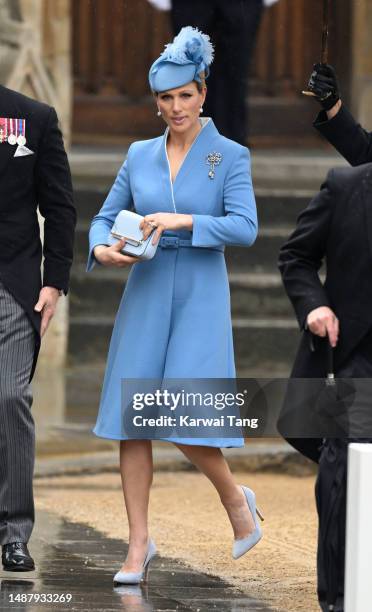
[0,118,6,143]
[9,118,16,139]
[0,118,26,144]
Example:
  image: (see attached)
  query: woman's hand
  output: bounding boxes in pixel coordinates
[140,213,193,245]
[93,240,141,267]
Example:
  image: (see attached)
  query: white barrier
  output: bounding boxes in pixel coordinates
[345,443,372,611]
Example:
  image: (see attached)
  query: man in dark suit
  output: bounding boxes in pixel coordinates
[309,63,372,165]
[278,164,372,610]
[0,85,76,571]
[171,0,265,145]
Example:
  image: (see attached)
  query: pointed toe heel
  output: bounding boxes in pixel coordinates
[113,539,157,585]
[232,486,264,560]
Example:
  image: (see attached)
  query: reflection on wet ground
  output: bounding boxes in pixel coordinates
[0,511,272,611]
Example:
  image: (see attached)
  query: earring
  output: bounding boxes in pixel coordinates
[199,107,203,114]
[157,110,161,117]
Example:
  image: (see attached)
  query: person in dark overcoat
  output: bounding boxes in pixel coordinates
[278,163,372,611]
[170,0,266,145]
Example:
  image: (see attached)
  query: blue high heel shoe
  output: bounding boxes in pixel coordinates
[113,539,157,585]
[232,486,264,560]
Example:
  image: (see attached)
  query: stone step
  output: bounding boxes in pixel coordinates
[73,221,293,274]
[74,186,310,226]
[256,189,310,226]
[74,186,109,222]
[69,266,293,320]
[67,316,299,375]
[232,273,292,318]
[250,150,346,190]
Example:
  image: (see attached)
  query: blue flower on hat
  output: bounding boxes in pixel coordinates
[162,26,214,77]
[149,27,214,92]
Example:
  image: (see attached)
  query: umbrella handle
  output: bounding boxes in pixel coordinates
[302,0,330,97]
[321,0,330,65]
[326,338,335,385]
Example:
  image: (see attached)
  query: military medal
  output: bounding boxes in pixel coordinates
[7,119,17,145]
[17,119,26,146]
[0,118,27,146]
[206,152,223,179]
[17,118,26,145]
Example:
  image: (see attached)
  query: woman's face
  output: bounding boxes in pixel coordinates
[156,81,207,134]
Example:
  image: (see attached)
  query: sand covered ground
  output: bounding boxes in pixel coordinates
[34,468,319,611]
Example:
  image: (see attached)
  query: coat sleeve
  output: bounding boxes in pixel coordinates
[36,107,76,294]
[278,170,336,329]
[314,105,372,166]
[87,148,134,271]
[191,147,258,248]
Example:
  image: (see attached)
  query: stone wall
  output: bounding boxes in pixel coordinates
[351,0,372,128]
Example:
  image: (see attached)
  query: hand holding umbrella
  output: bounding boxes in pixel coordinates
[307,63,340,110]
[302,0,340,108]
[306,308,355,434]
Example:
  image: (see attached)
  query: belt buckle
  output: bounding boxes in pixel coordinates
[161,237,179,249]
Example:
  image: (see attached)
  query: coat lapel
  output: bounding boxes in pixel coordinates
[172,119,220,195]
[156,133,177,213]
[0,86,22,176]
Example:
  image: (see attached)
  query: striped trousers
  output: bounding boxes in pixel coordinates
[0,281,36,544]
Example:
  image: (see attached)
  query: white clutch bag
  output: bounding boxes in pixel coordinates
[107,210,158,260]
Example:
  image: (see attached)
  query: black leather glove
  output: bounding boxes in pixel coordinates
[308,63,340,111]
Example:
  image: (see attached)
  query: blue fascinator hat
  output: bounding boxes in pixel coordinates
[149,26,214,92]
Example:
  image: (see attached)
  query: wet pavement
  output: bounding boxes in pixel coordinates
[0,511,273,612]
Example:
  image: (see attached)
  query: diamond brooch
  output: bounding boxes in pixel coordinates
[206,152,223,179]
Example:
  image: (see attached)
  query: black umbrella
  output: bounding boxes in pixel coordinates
[315,339,357,611]
[277,337,354,446]
[314,341,355,438]
[316,438,347,611]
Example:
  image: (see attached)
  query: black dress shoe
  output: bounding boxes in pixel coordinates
[2,542,35,572]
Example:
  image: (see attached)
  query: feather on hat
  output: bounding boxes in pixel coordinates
[149,26,214,92]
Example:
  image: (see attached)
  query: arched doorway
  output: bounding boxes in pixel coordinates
[72,0,351,146]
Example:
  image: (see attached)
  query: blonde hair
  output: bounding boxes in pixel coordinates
[197,71,206,91]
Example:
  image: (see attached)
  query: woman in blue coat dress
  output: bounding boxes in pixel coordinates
[87,27,263,584]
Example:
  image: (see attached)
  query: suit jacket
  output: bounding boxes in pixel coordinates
[314,105,372,166]
[278,163,372,461]
[0,85,76,380]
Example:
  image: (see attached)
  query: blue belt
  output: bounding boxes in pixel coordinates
[159,236,224,252]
